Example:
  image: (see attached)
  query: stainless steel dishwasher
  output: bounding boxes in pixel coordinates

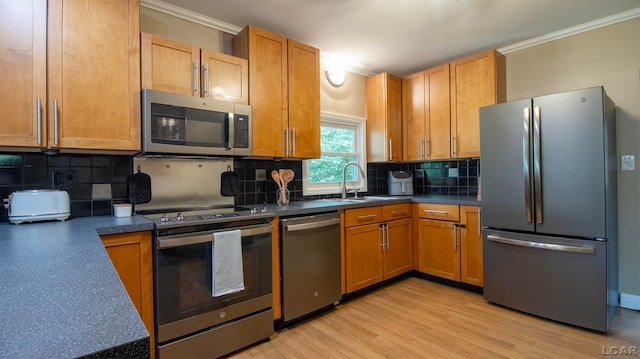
[280,212,342,323]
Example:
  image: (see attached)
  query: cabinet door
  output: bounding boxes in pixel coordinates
[141,32,200,96]
[0,0,47,147]
[425,64,451,159]
[287,39,320,158]
[48,0,140,151]
[460,206,483,286]
[402,70,426,161]
[450,49,505,158]
[384,218,412,279]
[202,49,248,104]
[418,219,460,281]
[366,73,402,162]
[233,26,287,157]
[101,231,154,358]
[345,223,384,293]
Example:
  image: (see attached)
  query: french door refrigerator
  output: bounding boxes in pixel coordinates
[479,86,617,332]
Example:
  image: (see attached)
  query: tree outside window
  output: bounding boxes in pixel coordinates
[303,113,366,196]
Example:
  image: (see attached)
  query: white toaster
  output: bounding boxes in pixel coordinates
[4,190,71,224]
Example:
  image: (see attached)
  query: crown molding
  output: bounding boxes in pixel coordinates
[499,7,640,54]
[140,0,242,34]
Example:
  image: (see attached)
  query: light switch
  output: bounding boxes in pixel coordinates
[621,155,635,171]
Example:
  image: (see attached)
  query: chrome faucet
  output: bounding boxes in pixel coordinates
[341,162,366,199]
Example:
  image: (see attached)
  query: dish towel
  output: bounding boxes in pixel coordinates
[212,230,245,297]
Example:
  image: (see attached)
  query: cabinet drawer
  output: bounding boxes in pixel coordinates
[382,203,412,221]
[417,203,459,221]
[345,206,383,227]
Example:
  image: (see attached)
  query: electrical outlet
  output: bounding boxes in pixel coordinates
[448,168,459,177]
[256,169,267,181]
[52,170,76,190]
[621,155,635,171]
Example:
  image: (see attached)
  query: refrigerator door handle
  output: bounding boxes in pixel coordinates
[533,106,543,224]
[487,235,595,254]
[523,107,533,223]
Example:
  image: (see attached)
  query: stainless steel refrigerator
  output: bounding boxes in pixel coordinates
[479,86,618,332]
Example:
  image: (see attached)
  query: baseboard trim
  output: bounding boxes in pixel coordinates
[620,293,640,310]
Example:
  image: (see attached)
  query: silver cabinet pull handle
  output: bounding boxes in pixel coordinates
[419,138,424,159]
[453,224,458,251]
[523,107,533,223]
[203,63,210,97]
[423,209,448,215]
[487,235,595,254]
[388,138,393,160]
[357,214,378,220]
[391,210,409,215]
[451,135,456,157]
[193,61,200,96]
[533,106,543,224]
[385,223,390,250]
[425,138,429,158]
[379,224,385,248]
[35,98,42,145]
[53,99,59,145]
[292,128,296,156]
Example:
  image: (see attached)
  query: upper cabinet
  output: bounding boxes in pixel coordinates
[233,25,320,158]
[0,0,141,152]
[365,73,402,162]
[402,64,451,161]
[141,33,248,104]
[450,49,505,158]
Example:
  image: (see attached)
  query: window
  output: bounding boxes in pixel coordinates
[303,112,367,196]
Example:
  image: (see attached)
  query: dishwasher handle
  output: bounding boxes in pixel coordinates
[285,218,341,232]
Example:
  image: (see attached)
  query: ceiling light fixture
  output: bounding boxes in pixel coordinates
[325,70,346,87]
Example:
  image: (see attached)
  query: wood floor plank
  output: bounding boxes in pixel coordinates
[231,278,640,358]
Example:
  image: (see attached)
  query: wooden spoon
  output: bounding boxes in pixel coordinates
[281,169,295,189]
[271,170,283,191]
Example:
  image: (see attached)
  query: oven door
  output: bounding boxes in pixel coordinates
[154,224,272,343]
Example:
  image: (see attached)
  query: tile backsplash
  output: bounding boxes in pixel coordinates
[0,152,478,222]
[0,153,131,222]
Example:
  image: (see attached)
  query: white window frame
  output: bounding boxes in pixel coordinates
[303,111,367,196]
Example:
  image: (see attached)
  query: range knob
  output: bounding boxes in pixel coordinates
[160,214,168,223]
[261,206,268,213]
[250,207,257,214]
[176,212,184,221]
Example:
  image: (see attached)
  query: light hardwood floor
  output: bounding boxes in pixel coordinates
[232,278,640,358]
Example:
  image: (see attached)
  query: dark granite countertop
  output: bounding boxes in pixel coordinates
[0,194,479,358]
[0,215,154,359]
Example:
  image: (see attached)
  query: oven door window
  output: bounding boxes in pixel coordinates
[150,103,229,148]
[155,232,271,326]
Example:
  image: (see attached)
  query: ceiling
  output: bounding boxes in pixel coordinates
[150,0,640,77]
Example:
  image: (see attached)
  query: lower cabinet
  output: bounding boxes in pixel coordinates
[345,204,412,293]
[417,204,483,286]
[100,231,154,358]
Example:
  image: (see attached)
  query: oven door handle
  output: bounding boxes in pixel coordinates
[157,224,273,249]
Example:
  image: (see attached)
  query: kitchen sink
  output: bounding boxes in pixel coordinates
[318,196,400,202]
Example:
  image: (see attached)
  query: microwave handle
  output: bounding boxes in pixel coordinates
[227,113,234,150]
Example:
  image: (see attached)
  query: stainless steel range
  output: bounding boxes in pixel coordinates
[134,157,274,359]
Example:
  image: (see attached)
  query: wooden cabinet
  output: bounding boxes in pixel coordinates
[141,33,248,104]
[460,205,483,286]
[233,25,320,158]
[450,49,505,158]
[403,64,451,161]
[345,204,412,293]
[365,72,402,162]
[101,231,154,358]
[0,0,140,152]
[416,203,482,286]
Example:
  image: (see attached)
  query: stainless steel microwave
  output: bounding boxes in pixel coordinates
[140,89,251,157]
